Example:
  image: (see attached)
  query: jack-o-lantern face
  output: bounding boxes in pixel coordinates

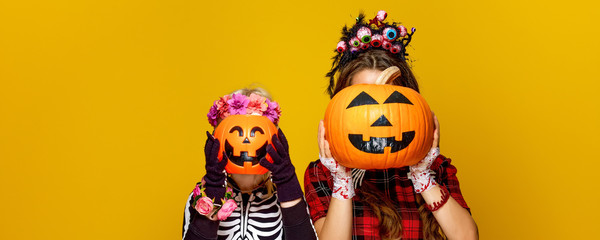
[214,115,278,174]
[324,84,434,169]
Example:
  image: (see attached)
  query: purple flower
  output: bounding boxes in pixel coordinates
[227,93,249,115]
[207,103,219,127]
[264,99,281,124]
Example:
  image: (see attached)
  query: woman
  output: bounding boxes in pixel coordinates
[183,88,316,240]
[304,11,478,240]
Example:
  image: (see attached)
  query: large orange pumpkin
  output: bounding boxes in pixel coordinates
[214,115,278,174]
[324,84,434,169]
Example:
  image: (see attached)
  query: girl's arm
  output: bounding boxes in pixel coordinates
[182,133,227,240]
[259,129,317,240]
[280,199,318,240]
[182,193,220,240]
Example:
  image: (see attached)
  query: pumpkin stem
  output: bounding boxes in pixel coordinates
[374,66,402,85]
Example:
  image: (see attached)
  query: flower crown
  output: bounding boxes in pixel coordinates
[207,93,282,127]
[327,10,416,95]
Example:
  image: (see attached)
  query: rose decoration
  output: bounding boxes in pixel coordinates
[191,183,237,221]
[194,197,214,215]
[217,199,238,220]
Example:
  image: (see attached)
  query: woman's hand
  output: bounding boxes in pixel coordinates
[203,131,228,200]
[408,112,441,193]
[259,129,304,203]
[318,120,354,200]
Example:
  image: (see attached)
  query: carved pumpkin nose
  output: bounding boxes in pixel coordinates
[243,137,250,143]
[371,115,393,127]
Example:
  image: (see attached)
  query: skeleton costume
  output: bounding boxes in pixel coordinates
[182,178,316,240]
[183,94,315,240]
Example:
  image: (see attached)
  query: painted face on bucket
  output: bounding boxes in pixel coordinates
[214,115,277,174]
[324,84,434,169]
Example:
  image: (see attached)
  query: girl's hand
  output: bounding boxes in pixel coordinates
[318,120,354,200]
[259,128,303,203]
[203,131,228,200]
[408,112,441,193]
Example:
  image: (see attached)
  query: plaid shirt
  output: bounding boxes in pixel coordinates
[303,154,470,240]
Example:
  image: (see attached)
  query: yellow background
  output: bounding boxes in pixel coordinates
[1,0,599,239]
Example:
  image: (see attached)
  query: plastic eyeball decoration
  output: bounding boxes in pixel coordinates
[357,27,372,44]
[382,40,392,50]
[351,37,361,47]
[383,27,398,41]
[371,34,383,48]
[337,41,347,53]
[350,47,359,53]
[391,44,401,54]
[376,10,387,22]
[398,26,408,37]
[359,42,369,50]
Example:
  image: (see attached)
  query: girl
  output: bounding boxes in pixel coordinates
[183,88,316,240]
[304,11,478,240]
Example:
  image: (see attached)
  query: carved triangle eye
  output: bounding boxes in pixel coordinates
[384,91,413,105]
[347,91,379,109]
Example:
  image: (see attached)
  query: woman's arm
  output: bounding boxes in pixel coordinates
[421,186,478,240]
[410,114,478,240]
[311,121,353,240]
[313,197,353,240]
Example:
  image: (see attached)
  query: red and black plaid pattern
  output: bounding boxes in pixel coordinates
[304,154,470,240]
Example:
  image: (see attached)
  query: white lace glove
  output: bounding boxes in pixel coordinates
[320,155,355,200]
[408,147,440,193]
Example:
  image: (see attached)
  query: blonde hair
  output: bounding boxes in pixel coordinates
[231,85,273,100]
[226,85,276,198]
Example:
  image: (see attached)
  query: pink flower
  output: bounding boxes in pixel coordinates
[208,95,232,126]
[216,96,231,120]
[264,99,281,124]
[225,187,234,196]
[227,93,249,115]
[217,199,238,220]
[246,93,268,115]
[194,197,214,216]
[193,184,202,197]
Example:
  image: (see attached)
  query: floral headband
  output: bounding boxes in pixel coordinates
[207,93,282,127]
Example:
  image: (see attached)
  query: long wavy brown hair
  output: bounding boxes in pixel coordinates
[330,49,445,239]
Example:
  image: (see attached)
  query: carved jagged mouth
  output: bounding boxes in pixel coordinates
[348,131,415,154]
[224,140,268,166]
